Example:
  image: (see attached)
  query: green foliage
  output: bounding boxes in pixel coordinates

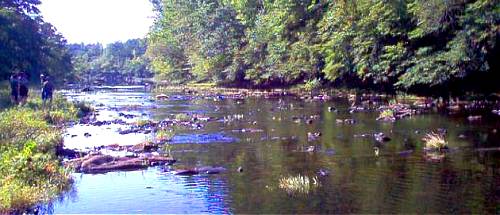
[0,108,73,213]
[68,39,153,85]
[0,0,74,85]
[147,0,499,93]
[302,78,321,91]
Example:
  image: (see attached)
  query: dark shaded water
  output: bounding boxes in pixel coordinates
[50,88,500,214]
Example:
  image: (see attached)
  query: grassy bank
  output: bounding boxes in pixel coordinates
[0,84,88,213]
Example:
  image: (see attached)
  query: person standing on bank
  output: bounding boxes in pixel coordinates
[41,74,54,108]
[9,73,19,105]
[18,72,29,106]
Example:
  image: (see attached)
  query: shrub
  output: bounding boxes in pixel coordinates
[0,108,73,212]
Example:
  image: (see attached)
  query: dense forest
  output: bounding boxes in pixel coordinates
[68,39,152,85]
[147,0,499,94]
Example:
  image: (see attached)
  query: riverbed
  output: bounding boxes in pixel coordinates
[46,87,499,214]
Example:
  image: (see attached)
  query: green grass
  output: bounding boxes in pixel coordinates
[0,85,87,213]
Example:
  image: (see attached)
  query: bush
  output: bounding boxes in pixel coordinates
[0,108,73,213]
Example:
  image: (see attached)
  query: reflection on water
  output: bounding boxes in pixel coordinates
[51,88,500,214]
[52,169,231,214]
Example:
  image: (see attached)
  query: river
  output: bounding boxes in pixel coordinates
[45,87,499,214]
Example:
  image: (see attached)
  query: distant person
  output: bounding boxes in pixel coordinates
[9,73,19,105]
[18,72,29,105]
[41,75,54,107]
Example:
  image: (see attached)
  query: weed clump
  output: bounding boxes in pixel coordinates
[278,174,320,195]
[422,132,448,150]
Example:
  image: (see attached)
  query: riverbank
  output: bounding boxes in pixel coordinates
[0,85,91,213]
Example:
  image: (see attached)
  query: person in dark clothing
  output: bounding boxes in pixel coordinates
[41,75,54,107]
[18,72,29,105]
[9,74,19,105]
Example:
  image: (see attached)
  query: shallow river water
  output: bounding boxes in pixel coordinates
[47,88,499,214]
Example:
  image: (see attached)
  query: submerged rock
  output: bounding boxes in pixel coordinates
[173,166,227,176]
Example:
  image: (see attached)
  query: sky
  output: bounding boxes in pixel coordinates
[39,0,155,45]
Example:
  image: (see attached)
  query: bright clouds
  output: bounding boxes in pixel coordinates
[39,0,154,44]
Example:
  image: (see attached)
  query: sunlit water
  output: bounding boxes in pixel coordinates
[48,88,500,214]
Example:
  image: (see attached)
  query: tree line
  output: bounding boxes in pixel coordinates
[147,0,499,94]
[68,39,152,85]
[1,0,499,95]
[1,0,152,87]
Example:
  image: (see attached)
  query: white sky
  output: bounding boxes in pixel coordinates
[39,0,154,45]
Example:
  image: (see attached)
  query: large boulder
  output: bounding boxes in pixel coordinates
[64,154,176,173]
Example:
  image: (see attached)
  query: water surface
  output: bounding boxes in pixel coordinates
[50,88,500,214]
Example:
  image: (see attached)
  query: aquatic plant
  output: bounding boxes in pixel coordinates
[136,119,151,127]
[174,113,190,121]
[422,132,448,150]
[377,109,395,121]
[302,78,321,92]
[156,129,174,142]
[278,174,320,195]
[157,129,175,157]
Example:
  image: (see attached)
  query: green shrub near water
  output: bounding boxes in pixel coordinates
[0,108,74,213]
[0,86,89,212]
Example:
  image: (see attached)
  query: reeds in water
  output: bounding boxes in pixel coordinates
[422,132,448,150]
[278,174,320,195]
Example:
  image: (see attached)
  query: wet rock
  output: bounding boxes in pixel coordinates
[118,112,136,119]
[175,169,199,176]
[317,169,329,177]
[467,115,482,122]
[336,118,355,124]
[345,119,356,124]
[374,132,391,143]
[57,148,86,159]
[197,166,227,174]
[129,142,159,153]
[232,128,264,133]
[174,166,226,175]
[354,133,371,138]
[84,132,91,137]
[64,154,176,173]
[307,132,321,141]
[156,94,168,100]
[305,145,316,152]
[492,110,500,116]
